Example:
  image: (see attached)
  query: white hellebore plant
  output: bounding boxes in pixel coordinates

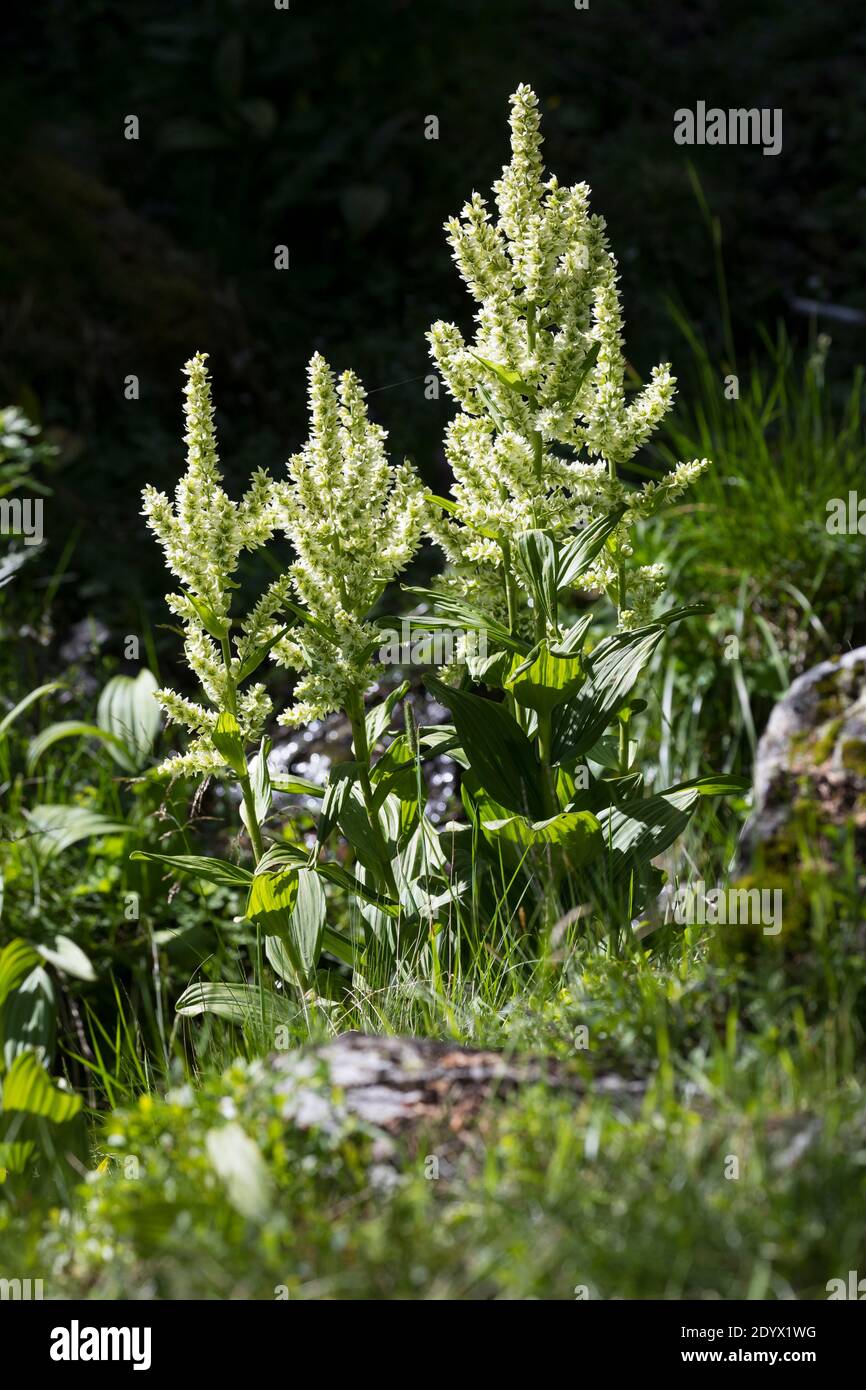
[428,83,707,630]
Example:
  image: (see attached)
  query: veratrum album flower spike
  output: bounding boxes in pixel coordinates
[427,83,708,624]
[141,352,279,779]
[271,352,428,726]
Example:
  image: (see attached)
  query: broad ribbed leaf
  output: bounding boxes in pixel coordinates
[97,669,161,771]
[2,966,55,1070]
[130,851,253,888]
[2,1050,82,1123]
[482,807,601,865]
[505,641,583,716]
[426,677,544,819]
[24,805,129,857]
[34,936,95,981]
[558,507,625,589]
[185,592,231,641]
[553,625,665,762]
[0,940,40,1011]
[175,982,295,1024]
[263,868,325,982]
[516,530,559,632]
[366,681,410,749]
[28,721,130,772]
[212,711,247,776]
[246,869,300,939]
[595,774,747,883]
[240,738,272,836]
[596,787,700,879]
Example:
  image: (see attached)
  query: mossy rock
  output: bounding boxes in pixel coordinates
[728,647,866,955]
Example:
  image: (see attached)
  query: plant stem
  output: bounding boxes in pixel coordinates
[347,689,398,898]
[536,710,559,819]
[221,635,264,865]
[532,429,543,483]
[604,460,632,775]
[501,540,519,636]
[220,632,266,1026]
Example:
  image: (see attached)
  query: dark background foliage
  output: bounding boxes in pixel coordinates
[2,0,864,650]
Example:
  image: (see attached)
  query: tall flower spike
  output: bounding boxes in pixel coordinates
[427,84,707,619]
[142,353,279,776]
[271,353,428,726]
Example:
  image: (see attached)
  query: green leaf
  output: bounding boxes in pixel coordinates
[366,681,410,750]
[236,626,293,684]
[470,353,536,401]
[481,807,602,865]
[516,530,560,632]
[24,805,130,857]
[426,677,544,819]
[592,772,750,878]
[553,611,595,657]
[186,593,231,640]
[280,598,342,647]
[505,641,584,716]
[264,868,325,983]
[34,935,95,982]
[596,787,701,879]
[320,926,359,968]
[2,966,55,1071]
[245,869,300,939]
[558,506,626,589]
[212,712,247,777]
[129,851,253,888]
[664,773,751,796]
[2,1050,81,1123]
[654,603,713,627]
[314,862,399,915]
[553,625,666,762]
[270,774,325,798]
[318,763,395,874]
[97,669,161,771]
[0,683,61,738]
[401,587,528,655]
[27,721,130,772]
[174,982,295,1025]
[430,494,500,541]
[557,340,601,410]
[0,940,40,1012]
[240,738,272,837]
[370,734,417,807]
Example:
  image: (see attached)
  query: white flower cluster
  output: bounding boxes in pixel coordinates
[271,353,428,725]
[142,353,277,776]
[428,83,707,618]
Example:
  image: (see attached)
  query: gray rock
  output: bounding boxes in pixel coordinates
[737,646,866,872]
[272,1032,643,1145]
